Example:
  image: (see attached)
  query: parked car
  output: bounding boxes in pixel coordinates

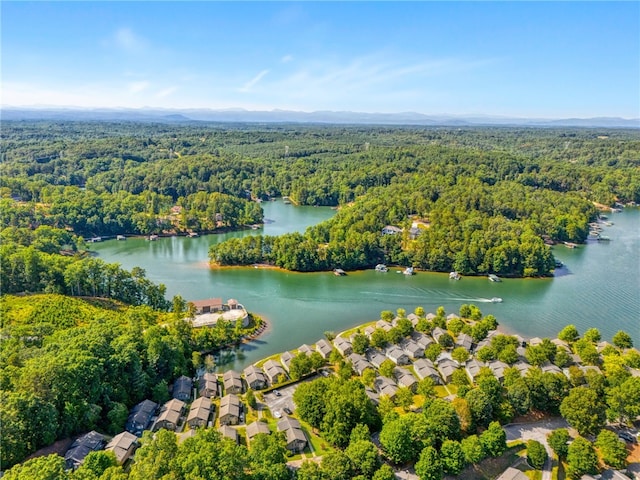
[618,431,637,443]
[273,389,281,397]
[273,411,282,419]
[283,407,292,415]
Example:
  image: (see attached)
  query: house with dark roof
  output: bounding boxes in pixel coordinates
[105,431,138,465]
[191,298,224,315]
[348,353,374,376]
[280,351,295,371]
[411,331,434,349]
[173,375,193,402]
[333,336,353,357]
[385,345,410,365]
[155,399,185,431]
[374,376,398,400]
[488,360,509,383]
[263,359,287,385]
[366,349,387,369]
[199,372,218,398]
[315,339,333,358]
[401,339,424,359]
[456,333,473,351]
[277,416,308,453]
[465,359,486,383]
[223,370,244,395]
[244,365,268,390]
[219,394,242,425]
[218,425,239,444]
[413,358,442,384]
[431,327,447,344]
[65,431,105,470]
[187,396,213,429]
[393,367,418,392]
[126,399,158,436]
[437,358,458,383]
[246,421,271,443]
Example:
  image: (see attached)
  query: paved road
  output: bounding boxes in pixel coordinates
[504,417,569,480]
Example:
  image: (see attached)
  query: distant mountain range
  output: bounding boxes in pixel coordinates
[2,106,638,128]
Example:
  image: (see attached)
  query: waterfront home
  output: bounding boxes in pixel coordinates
[199,372,218,398]
[126,399,158,436]
[446,313,460,323]
[374,376,398,400]
[263,359,287,385]
[105,431,137,465]
[155,399,185,431]
[187,396,212,429]
[381,225,402,235]
[529,337,543,347]
[315,339,333,359]
[456,333,473,351]
[277,416,307,453]
[348,353,374,376]
[244,365,268,390]
[297,344,314,356]
[280,351,295,371]
[218,425,239,444]
[375,320,393,332]
[393,367,418,392]
[401,339,424,359]
[246,421,271,443]
[219,394,242,426]
[407,313,420,328]
[173,375,193,402]
[465,359,486,383]
[366,349,388,369]
[385,345,410,365]
[191,298,224,315]
[413,358,442,384]
[333,336,353,357]
[223,370,244,395]
[65,431,105,470]
[436,358,458,384]
[363,325,377,338]
[513,361,532,376]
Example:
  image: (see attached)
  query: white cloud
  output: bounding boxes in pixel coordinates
[157,86,178,98]
[112,28,148,53]
[238,69,270,93]
[128,81,150,94]
[281,54,293,63]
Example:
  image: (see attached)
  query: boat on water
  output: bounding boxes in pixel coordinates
[334,268,346,276]
[402,267,415,276]
[490,297,503,303]
[449,271,461,280]
[188,232,199,237]
[116,235,126,241]
[597,236,611,241]
[148,234,159,241]
[375,264,388,273]
[488,274,501,282]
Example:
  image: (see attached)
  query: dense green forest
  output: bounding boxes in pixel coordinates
[3,121,639,277]
[0,294,260,469]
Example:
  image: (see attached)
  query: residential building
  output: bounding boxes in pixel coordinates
[315,339,333,359]
[244,365,268,390]
[333,336,353,357]
[65,431,106,470]
[246,421,271,443]
[413,358,442,384]
[277,416,307,453]
[263,359,287,385]
[223,370,244,395]
[187,396,212,429]
[173,375,193,402]
[219,394,242,426]
[105,431,138,465]
[126,400,158,436]
[155,399,185,431]
[218,425,239,444]
[199,372,218,398]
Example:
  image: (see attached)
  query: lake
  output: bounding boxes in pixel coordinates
[92,200,639,370]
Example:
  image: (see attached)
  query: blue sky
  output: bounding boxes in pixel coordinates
[2,2,639,118]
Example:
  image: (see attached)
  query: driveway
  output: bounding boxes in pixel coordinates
[504,417,569,480]
[262,374,322,417]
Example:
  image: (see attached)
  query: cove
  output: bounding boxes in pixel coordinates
[92,200,639,371]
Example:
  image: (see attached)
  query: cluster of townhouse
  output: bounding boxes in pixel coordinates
[62,308,638,472]
[329,312,638,405]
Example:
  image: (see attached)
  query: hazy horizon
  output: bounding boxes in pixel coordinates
[2,2,639,119]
